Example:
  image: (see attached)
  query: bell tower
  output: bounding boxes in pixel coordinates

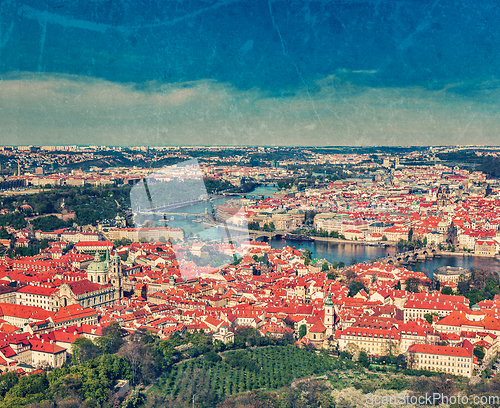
[109,252,123,301]
[324,292,335,337]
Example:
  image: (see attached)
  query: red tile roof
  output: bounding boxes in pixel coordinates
[30,339,66,354]
[407,343,472,357]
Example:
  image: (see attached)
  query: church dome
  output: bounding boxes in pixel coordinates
[87,252,109,273]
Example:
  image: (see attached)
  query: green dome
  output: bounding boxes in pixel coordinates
[87,252,109,273]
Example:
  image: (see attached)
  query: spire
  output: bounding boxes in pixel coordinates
[105,244,110,263]
[325,291,333,306]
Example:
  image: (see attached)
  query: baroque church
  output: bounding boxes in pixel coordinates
[53,251,123,309]
[51,249,125,311]
[86,249,124,301]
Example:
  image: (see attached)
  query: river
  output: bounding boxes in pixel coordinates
[163,185,280,238]
[150,181,500,277]
[263,237,500,278]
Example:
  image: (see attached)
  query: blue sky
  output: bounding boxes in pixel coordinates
[0,0,499,146]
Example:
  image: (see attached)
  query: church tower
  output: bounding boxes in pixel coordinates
[109,252,123,301]
[324,292,335,337]
[446,221,458,246]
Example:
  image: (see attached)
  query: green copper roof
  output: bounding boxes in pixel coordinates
[87,251,109,273]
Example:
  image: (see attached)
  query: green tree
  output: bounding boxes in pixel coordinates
[0,371,19,398]
[474,345,485,362]
[6,372,48,399]
[95,321,124,354]
[299,325,307,339]
[348,281,366,297]
[408,227,413,242]
[321,262,329,272]
[441,286,454,295]
[72,337,100,364]
[457,277,470,295]
[424,312,439,324]
[405,277,421,293]
[358,351,370,367]
[395,354,407,371]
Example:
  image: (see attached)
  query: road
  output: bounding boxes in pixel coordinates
[470,353,497,385]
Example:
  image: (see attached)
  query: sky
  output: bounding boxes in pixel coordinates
[0,0,499,146]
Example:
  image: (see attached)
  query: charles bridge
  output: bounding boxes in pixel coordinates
[379,245,442,265]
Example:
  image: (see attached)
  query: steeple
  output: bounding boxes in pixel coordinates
[324,291,333,306]
[324,291,335,336]
[109,251,123,301]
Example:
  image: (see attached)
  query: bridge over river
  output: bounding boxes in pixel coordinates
[378,245,442,265]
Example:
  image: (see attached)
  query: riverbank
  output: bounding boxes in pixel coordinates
[440,250,500,261]
[311,236,394,247]
[440,250,474,257]
[265,237,500,275]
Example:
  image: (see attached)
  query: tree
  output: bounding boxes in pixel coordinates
[345,269,357,282]
[0,372,19,398]
[204,350,222,363]
[299,325,307,339]
[424,312,439,324]
[457,278,470,295]
[395,354,407,370]
[72,337,100,364]
[348,281,366,297]
[321,262,329,272]
[121,389,147,408]
[408,227,413,242]
[95,321,124,354]
[405,277,421,293]
[441,286,454,296]
[474,345,485,362]
[118,337,156,385]
[327,269,338,280]
[358,351,369,367]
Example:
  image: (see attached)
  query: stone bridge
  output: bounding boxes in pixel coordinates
[248,230,284,240]
[379,245,441,265]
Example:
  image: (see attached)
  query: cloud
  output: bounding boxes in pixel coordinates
[0,72,499,146]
